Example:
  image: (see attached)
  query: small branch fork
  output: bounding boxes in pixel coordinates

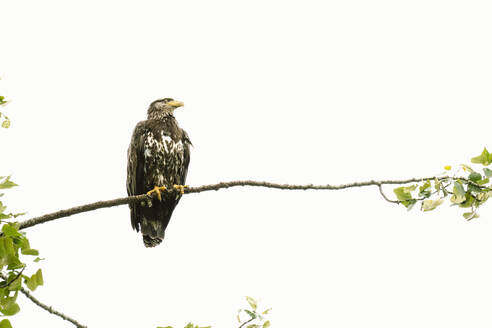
[18,176,476,231]
[377,184,399,204]
[0,273,87,328]
[238,317,255,328]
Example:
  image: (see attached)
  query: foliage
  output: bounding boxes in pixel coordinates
[0,179,43,327]
[157,297,271,328]
[393,147,492,220]
[0,91,45,327]
[0,95,10,129]
[237,297,271,328]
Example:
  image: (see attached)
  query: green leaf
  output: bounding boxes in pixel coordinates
[450,181,466,204]
[476,191,492,204]
[477,177,489,185]
[246,296,257,311]
[156,326,173,328]
[463,212,480,220]
[404,199,417,209]
[24,269,43,291]
[0,319,12,328]
[1,237,16,259]
[394,185,417,201]
[1,119,10,129]
[484,168,492,178]
[421,199,444,211]
[0,300,19,316]
[33,257,44,263]
[468,172,482,182]
[419,180,431,190]
[467,183,482,193]
[434,178,441,192]
[459,193,474,208]
[471,148,492,166]
[394,185,417,208]
[0,243,7,267]
[19,237,39,256]
[419,180,432,197]
[7,275,21,291]
[1,224,21,238]
[7,256,23,270]
[21,248,38,256]
[16,235,29,249]
[0,177,17,190]
[5,271,23,291]
[263,321,271,328]
[244,309,257,319]
[262,308,272,315]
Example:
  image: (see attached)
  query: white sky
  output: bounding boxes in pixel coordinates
[1,0,492,327]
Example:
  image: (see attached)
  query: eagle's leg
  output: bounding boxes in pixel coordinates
[173,184,188,195]
[146,186,167,201]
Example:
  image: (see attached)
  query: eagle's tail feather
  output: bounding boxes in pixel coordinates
[139,214,166,248]
[138,199,177,247]
[143,234,163,248]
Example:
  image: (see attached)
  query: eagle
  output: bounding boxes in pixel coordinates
[126,98,191,247]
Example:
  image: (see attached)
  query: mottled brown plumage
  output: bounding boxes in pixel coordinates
[127,98,191,247]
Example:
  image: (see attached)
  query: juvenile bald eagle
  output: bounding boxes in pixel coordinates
[127,98,191,247]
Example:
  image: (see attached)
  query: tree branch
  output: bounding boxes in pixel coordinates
[0,273,87,328]
[18,176,477,231]
[19,195,148,230]
[9,176,485,327]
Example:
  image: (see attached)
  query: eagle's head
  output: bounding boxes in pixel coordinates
[147,98,184,119]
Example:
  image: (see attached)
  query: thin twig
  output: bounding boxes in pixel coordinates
[18,176,481,231]
[238,317,255,328]
[3,266,25,288]
[377,184,400,204]
[0,273,87,328]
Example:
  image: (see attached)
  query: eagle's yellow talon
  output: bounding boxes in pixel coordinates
[173,184,187,195]
[146,186,167,201]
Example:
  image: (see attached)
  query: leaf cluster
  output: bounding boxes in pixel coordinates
[236,296,271,328]
[157,297,271,328]
[0,96,10,129]
[0,177,43,327]
[393,147,492,220]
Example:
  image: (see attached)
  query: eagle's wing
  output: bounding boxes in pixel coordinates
[179,130,192,184]
[127,121,147,231]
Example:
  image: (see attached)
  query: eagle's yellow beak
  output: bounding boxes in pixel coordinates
[167,100,184,108]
